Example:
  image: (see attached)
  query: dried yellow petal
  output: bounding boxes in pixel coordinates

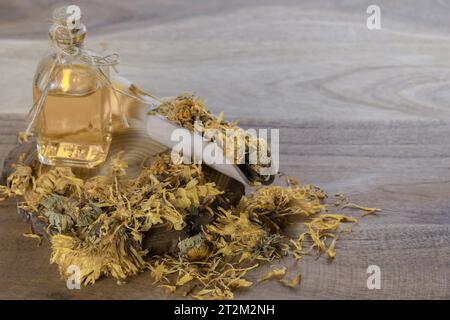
[159,285,177,295]
[229,278,253,289]
[22,232,42,245]
[176,273,194,286]
[327,238,337,259]
[279,273,301,288]
[343,202,381,217]
[259,267,287,282]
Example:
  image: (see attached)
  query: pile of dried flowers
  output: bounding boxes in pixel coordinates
[153,93,272,180]
[0,94,379,299]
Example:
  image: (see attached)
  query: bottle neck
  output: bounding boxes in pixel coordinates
[49,24,87,51]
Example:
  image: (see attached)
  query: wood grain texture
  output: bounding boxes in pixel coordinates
[0,115,449,299]
[3,0,450,121]
[0,0,449,299]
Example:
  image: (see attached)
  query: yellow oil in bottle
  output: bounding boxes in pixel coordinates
[34,64,112,168]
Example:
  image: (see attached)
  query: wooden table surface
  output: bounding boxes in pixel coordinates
[0,0,449,299]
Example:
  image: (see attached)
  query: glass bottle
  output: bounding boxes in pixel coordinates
[31,14,112,168]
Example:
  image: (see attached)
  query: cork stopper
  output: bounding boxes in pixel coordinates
[49,6,87,46]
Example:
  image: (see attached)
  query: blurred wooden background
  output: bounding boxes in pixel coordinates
[0,0,449,299]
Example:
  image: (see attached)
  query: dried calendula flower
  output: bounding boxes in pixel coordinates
[242,185,325,232]
[6,163,33,196]
[34,167,83,198]
[178,234,210,261]
[40,194,78,233]
[51,226,146,286]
